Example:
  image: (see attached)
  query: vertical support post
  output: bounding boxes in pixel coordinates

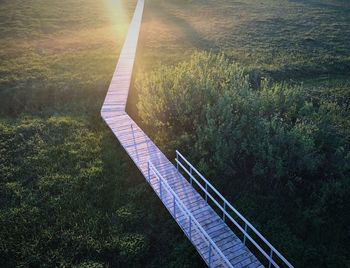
[243,223,248,245]
[268,249,274,268]
[223,201,226,222]
[208,243,212,267]
[147,162,150,183]
[205,182,208,203]
[189,216,192,240]
[173,195,176,218]
[131,124,139,163]
[189,166,193,185]
[146,138,150,153]
[159,179,162,200]
[176,151,179,172]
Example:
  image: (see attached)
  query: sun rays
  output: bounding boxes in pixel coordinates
[104,0,135,40]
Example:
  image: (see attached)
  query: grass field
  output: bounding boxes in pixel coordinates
[137,0,350,78]
[0,0,137,116]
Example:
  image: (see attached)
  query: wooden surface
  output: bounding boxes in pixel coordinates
[101,0,263,267]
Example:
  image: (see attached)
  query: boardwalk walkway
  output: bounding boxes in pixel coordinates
[101,1,292,267]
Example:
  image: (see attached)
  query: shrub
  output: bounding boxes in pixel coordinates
[137,51,350,267]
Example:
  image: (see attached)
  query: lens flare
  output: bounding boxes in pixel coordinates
[104,0,132,39]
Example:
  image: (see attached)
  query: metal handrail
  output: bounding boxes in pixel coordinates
[148,161,234,268]
[175,150,294,268]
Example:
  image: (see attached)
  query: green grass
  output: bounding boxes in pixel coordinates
[0,0,137,116]
[0,117,203,267]
[137,0,350,79]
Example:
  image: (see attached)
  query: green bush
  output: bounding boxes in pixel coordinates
[137,51,350,267]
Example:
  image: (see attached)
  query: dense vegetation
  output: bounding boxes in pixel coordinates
[134,1,350,266]
[137,52,350,267]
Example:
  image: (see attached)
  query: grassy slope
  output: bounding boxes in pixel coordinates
[0,0,203,266]
[137,0,350,77]
[0,0,132,116]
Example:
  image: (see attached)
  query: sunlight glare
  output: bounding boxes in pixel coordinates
[104,0,130,38]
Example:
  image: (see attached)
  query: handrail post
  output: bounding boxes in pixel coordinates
[208,243,212,267]
[205,182,208,203]
[173,195,176,218]
[243,223,248,245]
[176,151,179,172]
[131,124,139,163]
[189,166,193,185]
[159,179,162,200]
[223,201,226,222]
[147,162,150,182]
[189,216,192,240]
[268,249,274,268]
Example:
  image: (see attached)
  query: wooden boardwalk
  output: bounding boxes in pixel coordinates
[101,0,267,267]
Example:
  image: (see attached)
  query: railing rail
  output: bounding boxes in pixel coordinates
[148,161,234,268]
[175,150,294,268]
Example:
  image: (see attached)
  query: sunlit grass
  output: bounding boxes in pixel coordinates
[137,0,350,80]
[0,0,137,116]
[105,0,134,38]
